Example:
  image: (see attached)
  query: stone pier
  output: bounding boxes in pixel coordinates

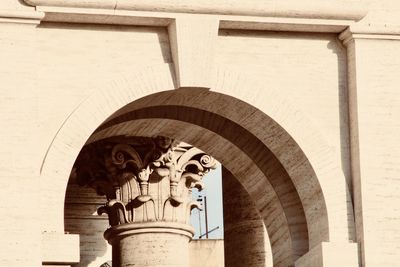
[74,136,217,267]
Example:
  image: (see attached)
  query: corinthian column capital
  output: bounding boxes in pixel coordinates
[74,136,217,227]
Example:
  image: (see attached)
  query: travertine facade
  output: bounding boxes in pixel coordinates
[1,0,400,266]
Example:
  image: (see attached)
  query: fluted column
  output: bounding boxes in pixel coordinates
[74,136,216,267]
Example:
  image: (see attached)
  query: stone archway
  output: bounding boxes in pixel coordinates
[86,90,313,266]
[40,63,356,266]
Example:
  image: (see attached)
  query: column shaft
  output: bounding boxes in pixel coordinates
[222,167,272,267]
[111,232,190,267]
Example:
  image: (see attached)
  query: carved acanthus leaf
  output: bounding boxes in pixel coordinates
[74,136,217,226]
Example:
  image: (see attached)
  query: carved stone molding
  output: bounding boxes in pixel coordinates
[74,136,217,227]
[0,10,44,25]
[13,1,369,33]
[339,25,400,45]
[22,0,367,21]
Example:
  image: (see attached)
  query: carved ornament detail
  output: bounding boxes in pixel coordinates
[74,136,217,227]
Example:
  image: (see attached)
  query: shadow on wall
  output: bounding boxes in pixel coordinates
[64,174,111,267]
[190,239,225,267]
[327,38,351,191]
[37,22,172,65]
[327,38,356,241]
[222,167,273,267]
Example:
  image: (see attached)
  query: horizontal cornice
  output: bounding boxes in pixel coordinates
[23,0,367,21]
[340,25,400,45]
[0,9,44,24]
[31,6,360,33]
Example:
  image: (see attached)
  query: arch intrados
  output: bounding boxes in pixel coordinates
[90,89,328,247]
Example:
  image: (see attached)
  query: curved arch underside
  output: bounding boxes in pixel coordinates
[84,88,330,265]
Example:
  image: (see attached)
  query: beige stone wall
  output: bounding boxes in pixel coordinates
[0,22,42,266]
[31,21,351,240]
[0,21,351,267]
[216,30,350,186]
[1,0,400,266]
[362,0,400,25]
[348,38,400,266]
[190,240,224,267]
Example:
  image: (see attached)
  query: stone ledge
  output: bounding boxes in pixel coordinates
[340,25,400,45]
[22,0,367,21]
[31,6,363,34]
[42,232,80,265]
[2,1,369,32]
[0,10,44,24]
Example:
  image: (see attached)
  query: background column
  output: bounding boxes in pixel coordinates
[222,167,273,267]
